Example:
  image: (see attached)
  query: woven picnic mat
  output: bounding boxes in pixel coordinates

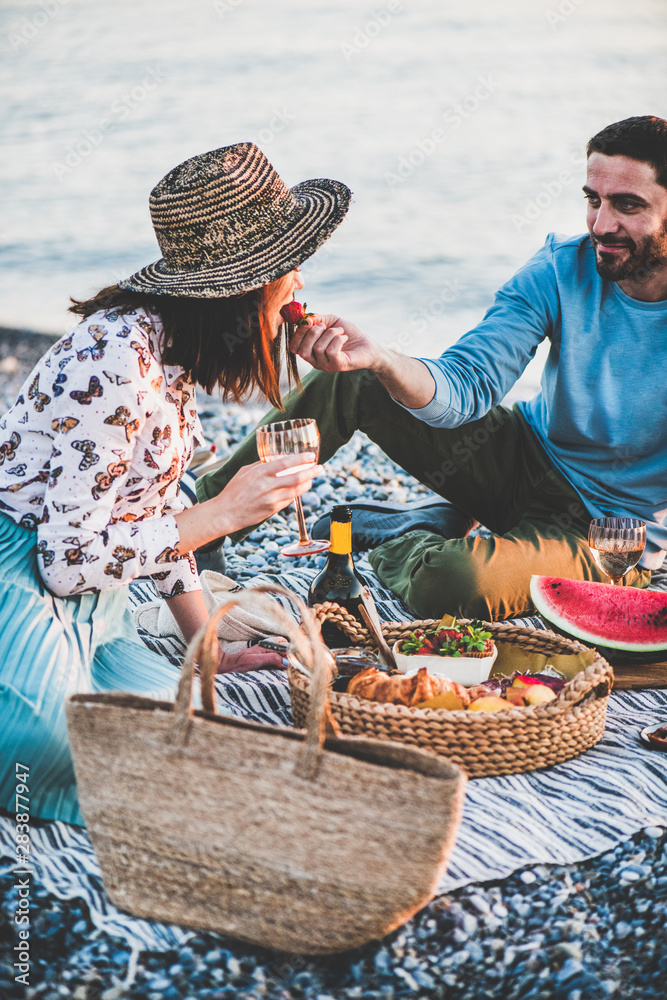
[1,554,666,954]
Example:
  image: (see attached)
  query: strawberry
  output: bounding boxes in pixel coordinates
[280,301,306,325]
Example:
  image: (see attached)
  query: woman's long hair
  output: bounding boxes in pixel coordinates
[68,276,299,407]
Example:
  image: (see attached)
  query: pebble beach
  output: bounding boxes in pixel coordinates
[2,816,666,999]
[1,326,667,999]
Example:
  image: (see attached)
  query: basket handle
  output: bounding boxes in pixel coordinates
[168,582,335,779]
[550,657,614,713]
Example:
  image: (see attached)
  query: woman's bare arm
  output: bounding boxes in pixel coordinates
[165,589,283,673]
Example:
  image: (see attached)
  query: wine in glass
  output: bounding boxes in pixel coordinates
[588,517,646,585]
[256,418,330,557]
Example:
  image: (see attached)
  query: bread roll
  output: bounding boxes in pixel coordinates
[346,667,471,708]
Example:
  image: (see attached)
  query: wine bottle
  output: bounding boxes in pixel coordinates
[307,505,368,648]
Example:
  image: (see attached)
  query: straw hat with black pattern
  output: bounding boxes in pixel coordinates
[119,142,352,298]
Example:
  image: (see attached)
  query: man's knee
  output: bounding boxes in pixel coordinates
[370,535,494,620]
[408,548,494,619]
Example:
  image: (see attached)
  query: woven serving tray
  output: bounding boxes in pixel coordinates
[288,604,614,778]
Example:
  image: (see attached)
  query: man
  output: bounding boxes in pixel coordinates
[196,116,667,621]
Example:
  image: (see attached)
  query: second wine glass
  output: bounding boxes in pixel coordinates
[256,418,330,557]
[588,516,646,585]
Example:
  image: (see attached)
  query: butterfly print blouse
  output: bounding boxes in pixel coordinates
[0,308,204,598]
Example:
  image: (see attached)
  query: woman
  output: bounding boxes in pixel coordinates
[0,142,351,824]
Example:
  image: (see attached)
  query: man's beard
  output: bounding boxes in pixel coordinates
[592,223,667,282]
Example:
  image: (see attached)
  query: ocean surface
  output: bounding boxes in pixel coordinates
[1,0,665,401]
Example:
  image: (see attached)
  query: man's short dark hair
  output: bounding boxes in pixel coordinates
[587,116,667,189]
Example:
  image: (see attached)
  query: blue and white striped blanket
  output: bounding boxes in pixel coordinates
[1,556,666,954]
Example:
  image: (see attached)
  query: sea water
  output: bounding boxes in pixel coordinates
[0,0,665,401]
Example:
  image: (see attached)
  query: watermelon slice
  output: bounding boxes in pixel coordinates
[530,576,667,665]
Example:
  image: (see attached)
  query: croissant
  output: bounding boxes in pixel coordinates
[346,667,471,708]
[346,667,414,705]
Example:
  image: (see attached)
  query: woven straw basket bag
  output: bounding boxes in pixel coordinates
[288,604,614,779]
[66,585,466,955]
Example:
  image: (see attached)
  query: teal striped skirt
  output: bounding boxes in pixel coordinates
[0,513,181,826]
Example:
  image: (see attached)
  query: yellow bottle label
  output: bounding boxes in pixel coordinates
[330,519,352,554]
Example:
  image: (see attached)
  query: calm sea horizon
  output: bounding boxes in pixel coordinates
[1,0,665,401]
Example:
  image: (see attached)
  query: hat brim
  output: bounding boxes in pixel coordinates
[118,178,351,298]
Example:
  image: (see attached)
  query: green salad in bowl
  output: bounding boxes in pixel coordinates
[393,618,497,685]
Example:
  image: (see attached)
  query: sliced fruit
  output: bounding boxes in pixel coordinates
[511,675,548,687]
[521,684,557,706]
[504,687,530,706]
[530,575,667,665]
[468,696,512,712]
[415,691,466,711]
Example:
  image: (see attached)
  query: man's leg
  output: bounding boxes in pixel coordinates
[368,425,653,619]
[369,519,652,621]
[196,369,542,539]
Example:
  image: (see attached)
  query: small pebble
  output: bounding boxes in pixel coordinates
[148,977,172,991]
[0,355,19,374]
[619,868,643,881]
[300,491,321,508]
[245,553,266,567]
[557,958,584,984]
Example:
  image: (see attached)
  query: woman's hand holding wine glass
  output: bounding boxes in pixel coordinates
[177,453,321,556]
[217,454,320,534]
[256,418,331,557]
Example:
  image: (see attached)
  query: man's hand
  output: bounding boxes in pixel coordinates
[289,314,383,372]
[290,313,437,410]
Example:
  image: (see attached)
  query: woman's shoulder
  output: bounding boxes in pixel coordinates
[54,307,170,378]
[65,306,159,347]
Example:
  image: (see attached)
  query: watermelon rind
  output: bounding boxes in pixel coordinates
[530,576,667,662]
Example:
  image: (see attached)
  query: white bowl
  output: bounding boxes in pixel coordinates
[392,641,498,686]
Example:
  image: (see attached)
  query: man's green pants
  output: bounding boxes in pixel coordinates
[196,369,651,621]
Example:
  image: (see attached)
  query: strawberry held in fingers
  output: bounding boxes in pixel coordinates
[280,300,315,327]
[280,300,304,324]
[280,300,307,325]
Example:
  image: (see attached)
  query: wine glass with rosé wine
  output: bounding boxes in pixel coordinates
[256,418,331,557]
[588,517,646,585]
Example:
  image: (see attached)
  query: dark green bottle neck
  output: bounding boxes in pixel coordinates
[323,550,355,571]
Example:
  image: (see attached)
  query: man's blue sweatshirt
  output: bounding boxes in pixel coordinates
[408,233,667,569]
